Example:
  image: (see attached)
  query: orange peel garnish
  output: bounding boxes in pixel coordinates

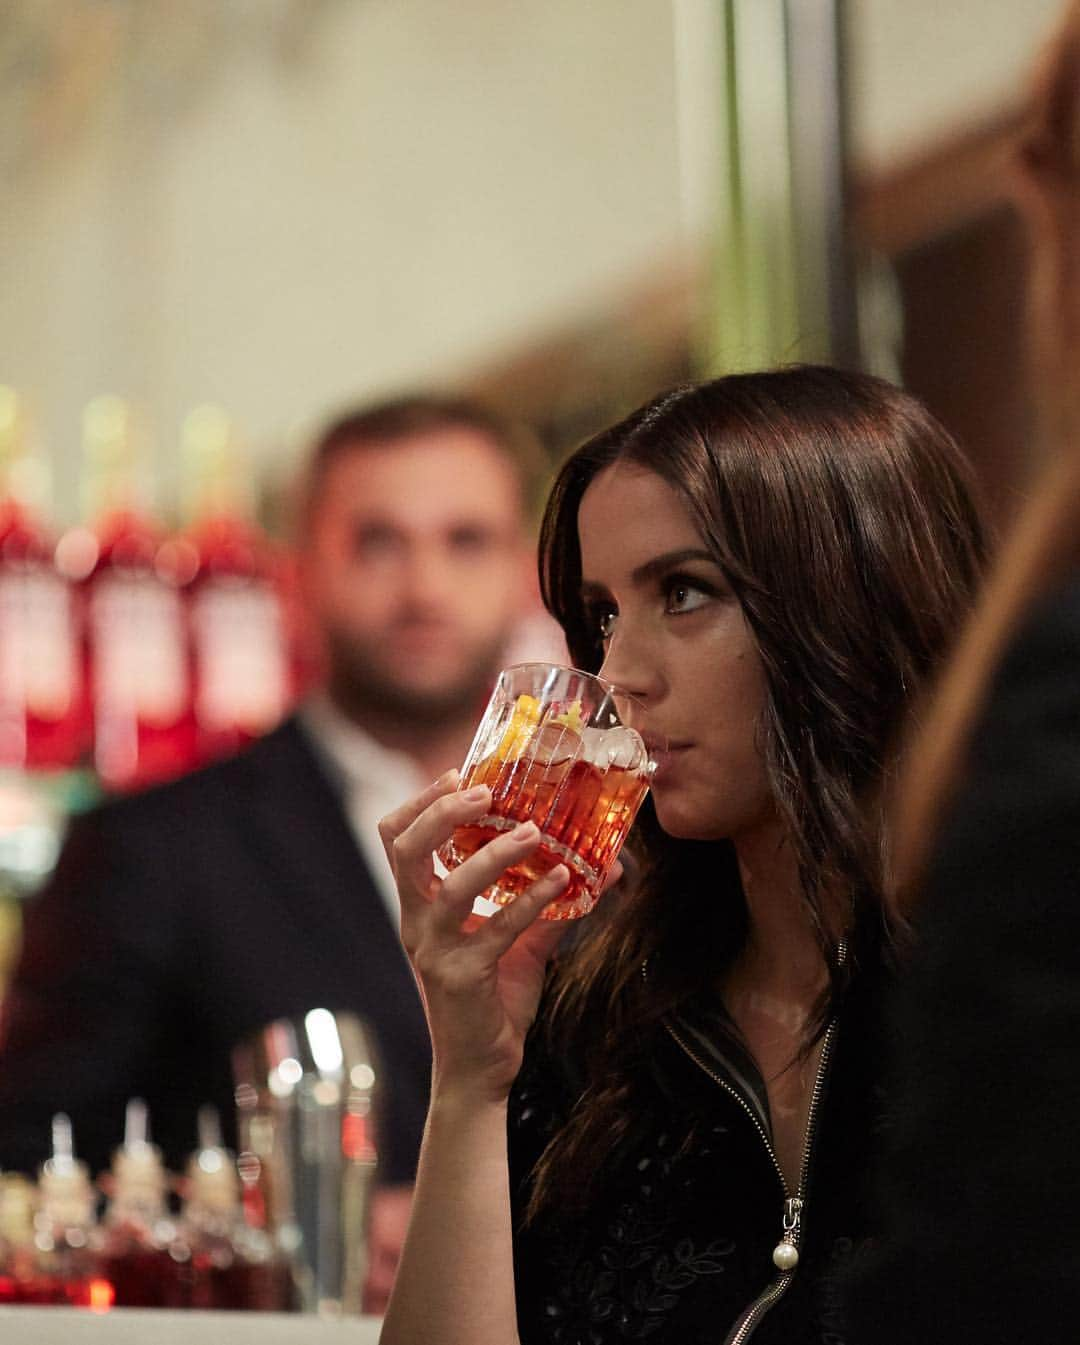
[494,694,584,760]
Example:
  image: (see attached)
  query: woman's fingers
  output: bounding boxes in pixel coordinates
[474,865,571,956]
[386,784,494,912]
[378,769,460,863]
[432,822,542,926]
[422,865,571,999]
[391,784,494,877]
[392,791,548,953]
[384,777,576,977]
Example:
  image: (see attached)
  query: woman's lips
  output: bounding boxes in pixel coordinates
[645,741,689,785]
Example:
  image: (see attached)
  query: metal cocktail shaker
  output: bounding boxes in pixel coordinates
[231,1009,380,1315]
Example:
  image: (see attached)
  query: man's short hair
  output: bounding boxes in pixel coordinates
[301,392,546,531]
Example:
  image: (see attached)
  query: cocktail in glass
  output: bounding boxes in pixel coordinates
[438,663,659,920]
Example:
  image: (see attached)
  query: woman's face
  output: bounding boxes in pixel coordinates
[577,461,774,843]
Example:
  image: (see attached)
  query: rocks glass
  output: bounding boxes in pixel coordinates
[438,663,659,920]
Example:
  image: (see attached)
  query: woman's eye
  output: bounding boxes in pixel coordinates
[664,579,710,615]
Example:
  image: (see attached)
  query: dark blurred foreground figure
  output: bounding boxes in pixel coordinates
[0,393,538,1311]
[377,366,988,1345]
[842,6,1080,1341]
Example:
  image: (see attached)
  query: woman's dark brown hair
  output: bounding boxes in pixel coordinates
[526,365,988,1216]
[892,1,1080,902]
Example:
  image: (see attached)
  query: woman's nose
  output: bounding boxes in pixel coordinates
[598,626,661,703]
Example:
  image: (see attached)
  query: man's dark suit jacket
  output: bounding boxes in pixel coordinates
[0,716,432,1184]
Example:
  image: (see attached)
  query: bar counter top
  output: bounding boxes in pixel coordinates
[0,1307,382,1342]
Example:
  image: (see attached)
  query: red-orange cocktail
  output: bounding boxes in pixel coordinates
[438,664,656,919]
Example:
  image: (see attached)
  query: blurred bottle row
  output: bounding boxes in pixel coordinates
[0,1102,294,1313]
[0,387,304,793]
[0,386,309,948]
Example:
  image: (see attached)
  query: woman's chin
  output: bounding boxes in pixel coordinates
[652,796,726,842]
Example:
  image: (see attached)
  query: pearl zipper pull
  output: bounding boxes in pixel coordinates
[772,1196,802,1270]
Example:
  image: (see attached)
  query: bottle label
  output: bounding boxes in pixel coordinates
[90,571,186,724]
[0,565,78,719]
[191,578,287,733]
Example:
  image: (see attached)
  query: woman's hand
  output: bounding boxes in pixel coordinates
[379,772,570,1104]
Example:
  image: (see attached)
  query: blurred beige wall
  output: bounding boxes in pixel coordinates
[0,0,1071,524]
[0,0,689,523]
[848,0,1065,169]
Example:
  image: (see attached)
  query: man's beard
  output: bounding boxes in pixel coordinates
[325,634,502,729]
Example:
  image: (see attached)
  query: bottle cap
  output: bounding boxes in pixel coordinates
[186,1106,239,1214]
[80,394,148,521]
[39,1114,96,1227]
[179,403,254,525]
[110,1099,167,1211]
[0,386,50,517]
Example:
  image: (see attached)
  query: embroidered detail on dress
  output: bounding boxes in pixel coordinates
[536,1143,736,1342]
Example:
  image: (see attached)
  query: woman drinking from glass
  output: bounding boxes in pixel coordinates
[378,366,988,1345]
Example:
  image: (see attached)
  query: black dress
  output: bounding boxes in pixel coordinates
[843,573,1080,1344]
[509,963,888,1345]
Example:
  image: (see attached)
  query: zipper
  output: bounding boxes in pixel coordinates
[663,1019,789,1198]
[663,1007,840,1345]
[723,1017,838,1345]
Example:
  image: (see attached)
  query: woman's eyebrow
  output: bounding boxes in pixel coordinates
[580,549,717,598]
[630,548,716,585]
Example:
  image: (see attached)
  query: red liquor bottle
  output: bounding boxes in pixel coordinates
[0,387,82,773]
[58,396,195,792]
[29,1114,113,1310]
[174,1106,291,1311]
[178,406,293,766]
[0,1175,38,1304]
[98,1099,179,1307]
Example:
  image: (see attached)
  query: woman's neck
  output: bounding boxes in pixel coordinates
[726,820,834,1003]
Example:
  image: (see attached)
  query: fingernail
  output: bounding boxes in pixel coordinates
[434,768,458,787]
[510,821,538,841]
[463,785,488,801]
